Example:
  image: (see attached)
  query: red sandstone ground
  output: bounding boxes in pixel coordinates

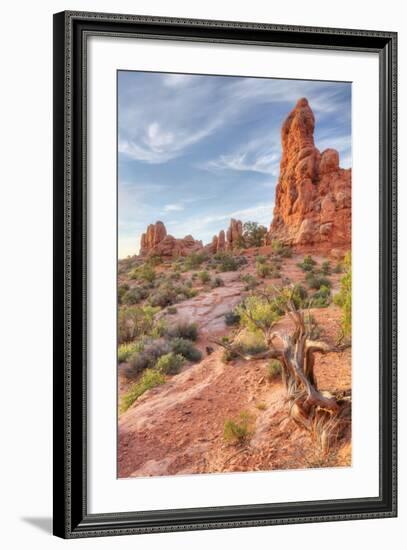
[118,250,351,478]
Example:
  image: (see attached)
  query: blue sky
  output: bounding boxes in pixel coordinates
[118,71,351,258]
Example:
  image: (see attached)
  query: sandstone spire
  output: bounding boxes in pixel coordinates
[269,98,351,248]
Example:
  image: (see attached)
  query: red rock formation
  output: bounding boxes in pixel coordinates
[211,220,243,253]
[139,221,203,258]
[226,219,243,250]
[268,98,351,248]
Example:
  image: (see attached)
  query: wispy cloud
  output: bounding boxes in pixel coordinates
[119,121,218,164]
[164,203,184,212]
[204,151,280,175]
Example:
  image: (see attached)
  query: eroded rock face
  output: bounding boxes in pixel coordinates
[268,98,351,248]
[211,219,243,253]
[140,221,203,258]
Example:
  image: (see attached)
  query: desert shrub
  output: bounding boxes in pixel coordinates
[155,352,184,375]
[118,283,130,304]
[118,341,143,363]
[126,338,170,376]
[311,285,331,308]
[214,252,247,272]
[304,314,322,339]
[240,273,259,291]
[256,262,272,278]
[237,331,268,355]
[270,284,308,314]
[120,369,166,413]
[221,348,237,363]
[297,255,317,272]
[333,262,343,274]
[167,306,177,315]
[167,271,181,281]
[129,264,156,283]
[166,322,198,341]
[210,276,224,288]
[267,360,282,380]
[272,240,292,258]
[255,254,267,264]
[334,252,352,337]
[223,411,255,444]
[242,221,268,248]
[169,337,202,362]
[237,295,281,334]
[225,310,241,326]
[122,286,148,305]
[306,273,332,290]
[146,254,162,267]
[148,285,177,308]
[198,270,210,284]
[256,402,267,411]
[321,260,331,275]
[118,305,160,343]
[184,252,208,270]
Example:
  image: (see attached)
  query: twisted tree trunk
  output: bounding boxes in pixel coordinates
[213,296,351,454]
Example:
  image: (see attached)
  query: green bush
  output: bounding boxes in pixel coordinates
[333,262,343,274]
[255,254,267,264]
[297,255,317,272]
[311,285,331,308]
[198,270,210,284]
[169,337,202,362]
[118,305,160,343]
[306,273,332,290]
[129,264,156,283]
[120,369,166,413]
[184,252,208,270]
[223,411,255,444]
[148,286,177,307]
[334,252,352,337]
[304,314,322,339]
[267,360,282,380]
[210,276,224,288]
[214,252,247,272]
[237,295,281,334]
[155,352,184,375]
[118,341,143,363]
[240,273,259,291]
[272,240,292,258]
[242,221,267,248]
[122,286,148,305]
[238,332,267,355]
[321,260,331,275]
[224,310,241,326]
[167,306,177,315]
[126,339,171,376]
[166,322,198,341]
[256,262,272,278]
[118,284,130,304]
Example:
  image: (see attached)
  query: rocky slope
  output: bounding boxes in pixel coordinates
[268,98,351,249]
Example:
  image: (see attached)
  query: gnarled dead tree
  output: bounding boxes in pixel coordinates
[212,286,351,454]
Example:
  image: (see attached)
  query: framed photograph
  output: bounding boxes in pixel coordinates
[53,11,397,538]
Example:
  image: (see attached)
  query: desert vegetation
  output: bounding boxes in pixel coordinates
[117,96,352,478]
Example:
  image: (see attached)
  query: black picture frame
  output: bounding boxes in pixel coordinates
[53,10,397,539]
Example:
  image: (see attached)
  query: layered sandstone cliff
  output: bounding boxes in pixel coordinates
[268,98,351,248]
[140,221,203,258]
